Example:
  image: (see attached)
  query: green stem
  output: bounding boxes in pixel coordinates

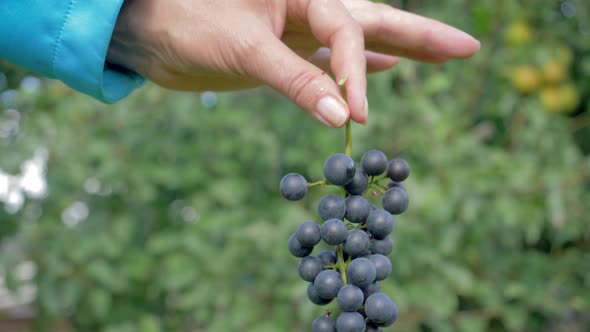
[372,175,388,183]
[338,75,352,157]
[345,120,352,157]
[307,179,328,188]
[373,183,388,191]
[337,244,348,285]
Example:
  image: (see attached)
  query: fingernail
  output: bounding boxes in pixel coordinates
[362,97,369,124]
[428,27,481,56]
[451,27,480,44]
[315,96,349,127]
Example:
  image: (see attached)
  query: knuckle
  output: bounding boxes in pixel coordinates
[374,2,392,12]
[350,22,364,38]
[287,69,326,104]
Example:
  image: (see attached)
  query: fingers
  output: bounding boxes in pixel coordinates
[346,1,480,61]
[309,48,399,74]
[289,0,368,124]
[363,51,400,71]
[247,32,350,128]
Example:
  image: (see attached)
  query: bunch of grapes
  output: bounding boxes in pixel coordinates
[280,150,410,332]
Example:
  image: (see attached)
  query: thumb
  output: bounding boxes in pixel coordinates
[245,34,350,128]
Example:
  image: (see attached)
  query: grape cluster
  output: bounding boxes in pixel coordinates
[280,150,411,332]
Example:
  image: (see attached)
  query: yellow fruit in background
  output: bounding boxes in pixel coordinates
[539,83,580,113]
[511,65,541,93]
[559,83,579,112]
[539,87,562,112]
[504,21,532,46]
[542,60,567,84]
[557,46,573,66]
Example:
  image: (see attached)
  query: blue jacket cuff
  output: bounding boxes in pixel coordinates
[52,0,144,103]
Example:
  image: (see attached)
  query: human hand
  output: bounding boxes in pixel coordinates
[108,0,480,127]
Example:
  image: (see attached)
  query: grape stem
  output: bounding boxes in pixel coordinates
[338,75,352,157]
[337,244,348,285]
[373,183,388,191]
[307,179,328,188]
[345,120,352,157]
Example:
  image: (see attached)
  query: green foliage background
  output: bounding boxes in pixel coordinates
[1,1,589,331]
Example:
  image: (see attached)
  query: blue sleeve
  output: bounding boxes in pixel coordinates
[0,0,144,103]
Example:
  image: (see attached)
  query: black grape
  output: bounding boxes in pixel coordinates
[361,150,388,176]
[369,254,392,281]
[344,167,368,195]
[336,312,366,332]
[344,195,370,223]
[366,209,395,239]
[343,229,370,258]
[382,187,409,215]
[318,194,346,220]
[288,233,313,258]
[337,285,364,312]
[320,219,348,245]
[307,283,332,306]
[323,153,356,185]
[365,293,398,326]
[298,256,324,282]
[279,173,307,201]
[311,315,337,332]
[314,270,344,300]
[346,257,377,288]
[361,282,381,301]
[295,221,321,247]
[386,158,410,182]
[370,235,394,256]
[316,250,337,267]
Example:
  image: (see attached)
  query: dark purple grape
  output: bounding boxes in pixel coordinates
[346,257,376,288]
[298,256,324,282]
[361,282,381,301]
[376,312,398,327]
[318,194,346,220]
[386,158,410,182]
[336,312,366,332]
[307,283,332,305]
[314,270,343,300]
[369,254,392,281]
[361,150,388,176]
[365,293,398,326]
[295,221,321,247]
[288,233,313,257]
[344,168,368,195]
[323,153,356,186]
[280,173,307,201]
[366,209,395,239]
[366,322,383,332]
[344,195,370,223]
[343,229,370,258]
[387,181,406,191]
[336,285,364,312]
[381,187,409,215]
[311,315,337,332]
[317,250,337,267]
[370,235,394,256]
[321,219,348,245]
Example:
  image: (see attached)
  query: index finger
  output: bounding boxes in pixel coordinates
[289,0,368,124]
